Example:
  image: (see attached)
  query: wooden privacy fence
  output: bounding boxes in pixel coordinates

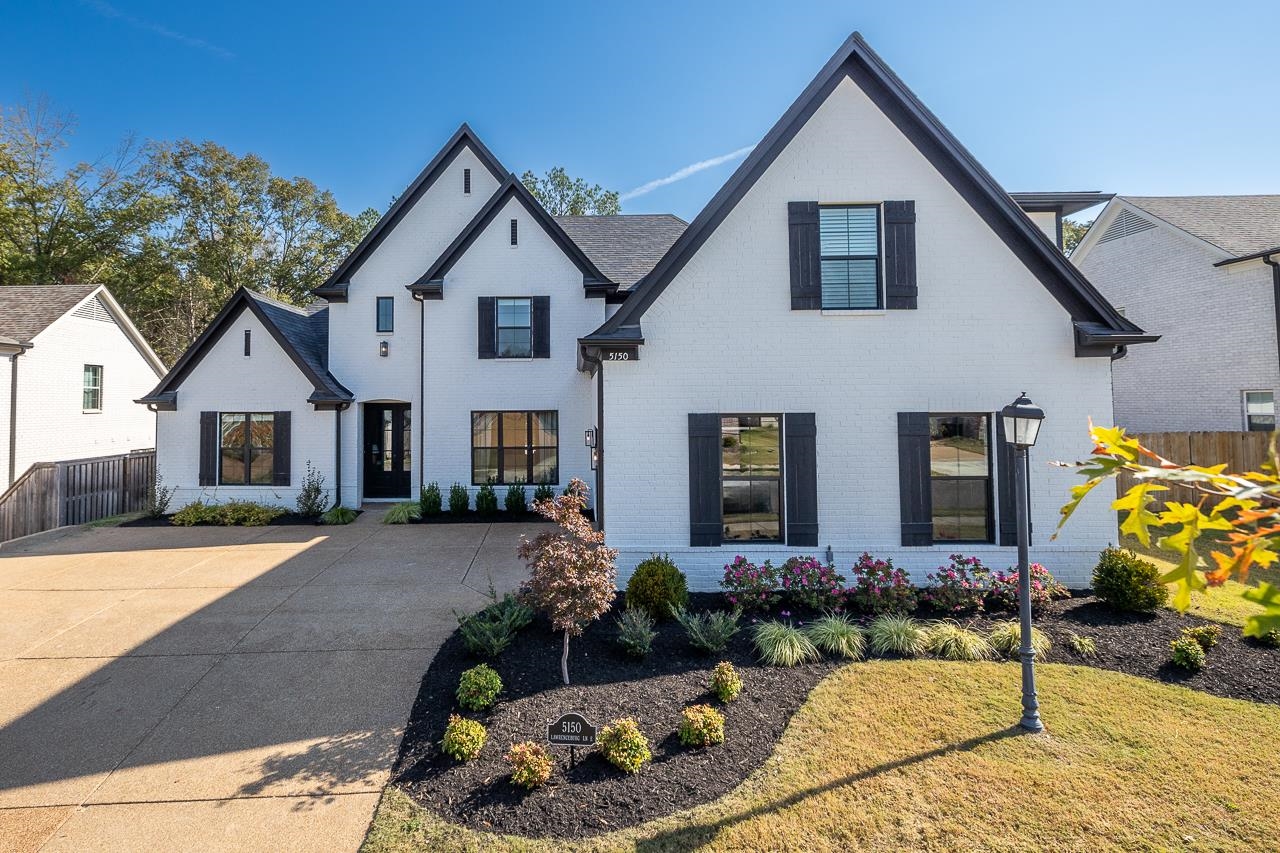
[1117,432,1273,510]
[0,449,155,543]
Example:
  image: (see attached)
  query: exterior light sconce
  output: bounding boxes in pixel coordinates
[379,340,389,358]
[584,428,596,448]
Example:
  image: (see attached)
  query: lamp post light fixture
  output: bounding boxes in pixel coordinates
[1000,392,1046,733]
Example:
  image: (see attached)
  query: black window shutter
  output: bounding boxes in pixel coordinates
[199,411,217,487]
[688,413,723,547]
[897,412,933,546]
[995,415,1028,545]
[784,412,818,547]
[788,201,821,310]
[272,411,291,486]
[532,296,550,358]
[884,200,917,309]
[477,297,496,359]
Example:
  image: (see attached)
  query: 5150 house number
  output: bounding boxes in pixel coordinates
[601,346,638,361]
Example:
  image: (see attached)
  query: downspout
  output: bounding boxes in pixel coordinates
[595,361,605,530]
[8,348,24,487]
[417,294,426,493]
[1265,254,1280,376]
[333,403,348,508]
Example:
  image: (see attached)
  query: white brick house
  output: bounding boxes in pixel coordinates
[1072,195,1280,432]
[0,285,164,486]
[141,32,1151,587]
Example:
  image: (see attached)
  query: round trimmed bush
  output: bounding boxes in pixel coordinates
[709,661,743,703]
[1093,546,1168,612]
[1170,635,1206,670]
[625,554,688,621]
[678,704,726,748]
[456,663,502,711]
[441,714,486,762]
[505,741,554,788]
[598,717,651,773]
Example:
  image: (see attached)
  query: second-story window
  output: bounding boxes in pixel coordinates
[376,297,394,333]
[510,218,518,246]
[820,205,881,309]
[496,298,532,358]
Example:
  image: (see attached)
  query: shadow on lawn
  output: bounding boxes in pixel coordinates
[633,725,1025,852]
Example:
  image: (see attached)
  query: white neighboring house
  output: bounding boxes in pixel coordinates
[1072,195,1280,432]
[141,32,1153,587]
[0,284,165,486]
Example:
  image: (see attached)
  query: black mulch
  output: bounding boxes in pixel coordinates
[392,591,1279,839]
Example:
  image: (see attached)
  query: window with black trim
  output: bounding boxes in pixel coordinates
[463,168,471,194]
[243,330,251,356]
[82,364,103,411]
[510,218,518,246]
[376,297,394,333]
[929,414,993,542]
[820,205,880,309]
[471,411,558,484]
[496,297,532,358]
[1245,390,1275,432]
[721,415,782,542]
[219,413,274,485]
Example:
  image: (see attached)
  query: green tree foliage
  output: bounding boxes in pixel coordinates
[520,166,620,215]
[1062,218,1092,256]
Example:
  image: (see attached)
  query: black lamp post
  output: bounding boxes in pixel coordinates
[1000,392,1045,733]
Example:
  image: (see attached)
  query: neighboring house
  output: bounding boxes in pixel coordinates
[0,284,165,486]
[141,32,1151,587]
[1073,195,1280,432]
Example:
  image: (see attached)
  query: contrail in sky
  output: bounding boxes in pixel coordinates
[620,144,755,201]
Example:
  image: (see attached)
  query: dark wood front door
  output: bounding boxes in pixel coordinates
[363,404,411,499]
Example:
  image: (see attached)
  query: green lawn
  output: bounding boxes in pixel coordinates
[363,661,1278,852]
[1120,535,1278,628]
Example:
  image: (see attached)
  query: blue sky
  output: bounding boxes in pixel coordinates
[3,1,1278,223]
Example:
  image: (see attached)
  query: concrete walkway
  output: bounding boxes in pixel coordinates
[0,513,543,852]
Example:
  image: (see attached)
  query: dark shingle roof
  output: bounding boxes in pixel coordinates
[1120,195,1280,257]
[554,215,687,289]
[0,284,98,342]
[246,291,348,399]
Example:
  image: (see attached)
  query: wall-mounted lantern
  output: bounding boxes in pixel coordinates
[379,340,389,358]
[584,428,596,448]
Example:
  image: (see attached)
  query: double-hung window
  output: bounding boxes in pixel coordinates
[471,410,558,484]
[929,414,993,542]
[1245,391,1275,432]
[82,364,103,412]
[496,298,532,358]
[720,415,782,542]
[219,413,275,485]
[819,205,881,309]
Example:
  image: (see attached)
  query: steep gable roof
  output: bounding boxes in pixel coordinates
[409,175,615,296]
[0,284,99,342]
[554,214,687,289]
[139,288,350,410]
[1120,195,1280,258]
[586,32,1149,354]
[315,124,507,299]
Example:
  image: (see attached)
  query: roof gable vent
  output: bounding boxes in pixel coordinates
[1098,208,1156,244]
[71,294,116,324]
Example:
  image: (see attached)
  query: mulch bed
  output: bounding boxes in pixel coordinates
[392,591,1279,839]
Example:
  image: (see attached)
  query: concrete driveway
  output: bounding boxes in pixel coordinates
[0,512,542,852]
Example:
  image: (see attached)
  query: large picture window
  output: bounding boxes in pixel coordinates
[471,410,558,484]
[220,413,274,485]
[496,298,532,358]
[929,414,993,542]
[819,205,880,309]
[721,415,782,542]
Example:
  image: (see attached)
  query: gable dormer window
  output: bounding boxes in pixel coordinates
[819,204,881,309]
[464,168,471,195]
[510,218,518,246]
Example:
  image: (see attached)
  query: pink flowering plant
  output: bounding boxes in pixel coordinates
[984,563,1069,612]
[846,552,918,614]
[721,556,780,611]
[921,554,991,614]
[779,556,845,610]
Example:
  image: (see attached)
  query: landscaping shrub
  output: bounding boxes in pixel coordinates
[678,704,726,748]
[922,554,990,614]
[172,500,213,526]
[504,483,527,514]
[173,500,285,526]
[845,552,917,615]
[598,717,651,773]
[867,615,929,658]
[420,482,442,516]
[672,605,741,653]
[457,593,533,658]
[1068,633,1098,659]
[1260,629,1280,648]
[709,661,742,703]
[505,741,553,789]
[753,620,821,666]
[321,505,357,525]
[533,482,556,504]
[449,482,470,514]
[615,607,657,658]
[720,555,779,611]
[625,554,688,620]
[456,664,502,711]
[985,563,1069,612]
[779,556,845,610]
[441,715,486,762]
[925,621,993,661]
[1092,546,1168,612]
[1183,624,1221,650]
[475,482,499,516]
[805,613,866,660]
[144,474,175,518]
[382,501,422,524]
[1169,635,1206,671]
[989,621,1052,659]
[295,461,328,517]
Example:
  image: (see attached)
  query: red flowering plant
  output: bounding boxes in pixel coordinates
[921,554,991,614]
[985,563,1069,612]
[721,556,779,611]
[779,556,845,611]
[845,552,918,615]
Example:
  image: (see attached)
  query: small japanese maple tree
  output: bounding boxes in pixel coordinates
[517,479,617,685]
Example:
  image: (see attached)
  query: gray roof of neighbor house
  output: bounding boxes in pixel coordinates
[554,214,688,289]
[1121,195,1280,258]
[0,284,99,343]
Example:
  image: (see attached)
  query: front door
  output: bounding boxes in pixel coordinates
[363,404,411,499]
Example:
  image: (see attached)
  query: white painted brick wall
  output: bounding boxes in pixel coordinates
[1076,220,1278,432]
[601,76,1118,590]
